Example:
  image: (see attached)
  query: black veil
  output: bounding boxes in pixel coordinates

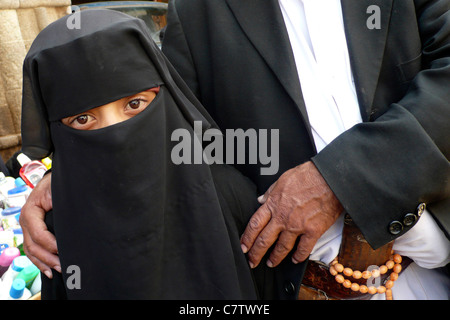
[21,9,268,299]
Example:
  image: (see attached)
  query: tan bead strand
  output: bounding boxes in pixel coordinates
[329,252,403,300]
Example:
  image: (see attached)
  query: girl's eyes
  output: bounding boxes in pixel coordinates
[127,98,147,110]
[61,89,158,130]
[74,114,90,125]
[69,99,148,127]
[72,99,147,125]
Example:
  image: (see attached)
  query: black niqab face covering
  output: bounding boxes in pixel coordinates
[21,10,261,299]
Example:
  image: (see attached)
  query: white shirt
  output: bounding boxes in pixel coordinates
[279,0,362,154]
[278,0,450,299]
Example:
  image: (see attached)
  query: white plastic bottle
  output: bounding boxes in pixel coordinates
[0,272,13,299]
[0,230,14,253]
[6,185,31,208]
[0,173,15,197]
[0,193,6,210]
[0,277,8,300]
[1,206,21,231]
[30,271,41,296]
[7,278,31,300]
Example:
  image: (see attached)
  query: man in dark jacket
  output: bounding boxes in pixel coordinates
[161,0,450,298]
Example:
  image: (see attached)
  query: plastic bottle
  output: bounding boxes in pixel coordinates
[1,255,32,282]
[0,193,6,210]
[0,275,7,300]
[0,247,21,277]
[6,185,31,208]
[0,255,32,299]
[14,212,20,225]
[0,230,14,253]
[13,228,23,248]
[15,264,39,289]
[17,153,47,189]
[0,173,15,197]
[8,278,31,300]
[30,271,41,296]
[1,206,21,231]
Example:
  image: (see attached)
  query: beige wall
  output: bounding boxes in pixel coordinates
[0,0,71,161]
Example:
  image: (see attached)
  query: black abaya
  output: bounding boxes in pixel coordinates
[20,9,274,299]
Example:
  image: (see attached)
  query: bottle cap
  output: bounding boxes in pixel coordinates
[16,264,39,285]
[0,247,20,266]
[16,153,32,167]
[9,278,26,299]
[1,206,21,216]
[15,178,26,187]
[7,185,28,196]
[41,157,52,170]
[11,255,32,272]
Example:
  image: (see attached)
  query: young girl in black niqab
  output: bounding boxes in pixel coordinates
[20,9,272,299]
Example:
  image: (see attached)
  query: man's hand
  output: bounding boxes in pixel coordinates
[19,173,60,278]
[240,161,343,268]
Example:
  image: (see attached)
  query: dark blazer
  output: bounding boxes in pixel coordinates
[162,0,450,298]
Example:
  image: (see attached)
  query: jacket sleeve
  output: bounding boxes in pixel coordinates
[312,0,450,249]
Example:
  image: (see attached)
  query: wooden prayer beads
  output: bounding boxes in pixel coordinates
[329,252,403,300]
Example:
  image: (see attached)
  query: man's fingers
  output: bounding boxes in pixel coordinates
[32,230,58,256]
[20,205,58,255]
[266,231,298,267]
[292,234,318,264]
[22,233,60,278]
[257,181,277,204]
[240,203,273,254]
[26,251,55,279]
[243,203,283,268]
[18,172,59,277]
[28,221,58,254]
[246,222,282,268]
[21,213,59,277]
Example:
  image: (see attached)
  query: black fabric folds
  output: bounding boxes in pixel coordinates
[21,10,269,299]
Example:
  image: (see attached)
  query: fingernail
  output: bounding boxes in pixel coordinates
[292,257,299,264]
[248,261,255,269]
[241,244,248,253]
[257,195,264,203]
[266,260,273,268]
[54,265,61,273]
[44,270,53,279]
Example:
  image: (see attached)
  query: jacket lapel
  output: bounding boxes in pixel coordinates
[226,0,313,140]
[226,0,393,125]
[340,0,393,121]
